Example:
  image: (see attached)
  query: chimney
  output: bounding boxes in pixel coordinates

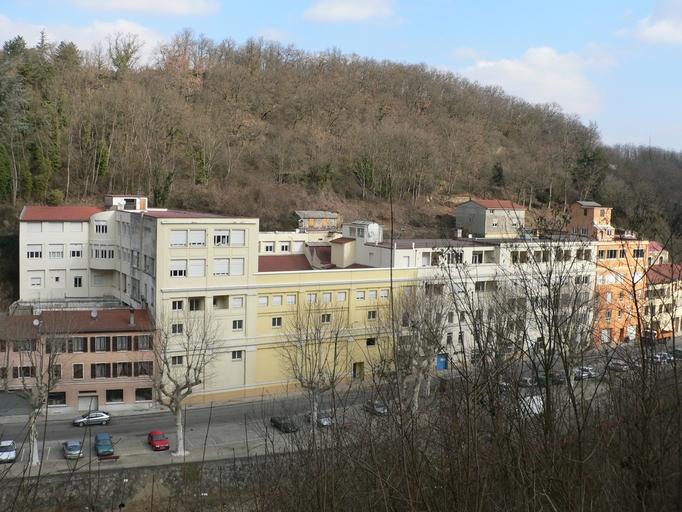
[129,308,136,326]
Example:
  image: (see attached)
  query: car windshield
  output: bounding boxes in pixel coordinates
[66,442,80,450]
[97,438,111,446]
[152,434,165,441]
[0,443,16,452]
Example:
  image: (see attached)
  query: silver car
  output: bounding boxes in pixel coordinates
[62,440,84,460]
[363,400,388,416]
[73,411,111,427]
[0,440,17,463]
[305,411,334,427]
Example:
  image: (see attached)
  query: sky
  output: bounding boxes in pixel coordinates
[1,0,681,152]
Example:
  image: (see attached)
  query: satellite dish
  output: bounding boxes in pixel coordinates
[368,230,375,237]
[33,319,40,327]
[91,310,98,319]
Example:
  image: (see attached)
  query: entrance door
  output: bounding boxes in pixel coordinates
[352,362,364,380]
[78,396,98,411]
[436,354,448,370]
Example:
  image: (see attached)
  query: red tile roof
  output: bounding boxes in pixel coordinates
[648,241,664,253]
[259,254,313,272]
[646,264,682,285]
[470,200,525,210]
[0,309,154,339]
[331,237,355,244]
[311,246,332,265]
[20,206,105,221]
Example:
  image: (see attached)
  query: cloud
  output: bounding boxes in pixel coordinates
[451,47,485,61]
[303,0,394,22]
[67,0,219,15]
[457,47,611,116]
[0,14,166,65]
[618,0,682,44]
[258,28,294,43]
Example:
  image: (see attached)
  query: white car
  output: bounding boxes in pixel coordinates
[0,440,17,463]
[363,400,388,416]
[574,367,596,380]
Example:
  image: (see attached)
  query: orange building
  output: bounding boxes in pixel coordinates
[569,202,649,344]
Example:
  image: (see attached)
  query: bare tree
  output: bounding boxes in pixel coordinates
[153,305,220,456]
[278,297,350,430]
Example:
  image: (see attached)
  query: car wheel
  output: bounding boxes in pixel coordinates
[77,421,85,427]
[101,420,108,425]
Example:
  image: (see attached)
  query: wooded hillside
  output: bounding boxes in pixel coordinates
[0,29,681,238]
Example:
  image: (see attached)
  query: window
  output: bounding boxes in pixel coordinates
[136,335,151,351]
[172,356,183,366]
[51,364,62,380]
[231,258,245,275]
[26,222,41,233]
[189,298,203,311]
[307,293,317,304]
[48,392,66,406]
[30,277,41,287]
[272,317,282,328]
[189,230,206,246]
[356,291,365,300]
[232,350,243,361]
[321,314,331,324]
[74,276,82,288]
[115,362,131,377]
[280,243,290,252]
[73,363,84,379]
[287,295,297,305]
[93,363,110,378]
[263,242,274,252]
[172,300,184,311]
[188,259,205,277]
[633,249,645,259]
[369,290,377,300]
[598,250,605,259]
[619,249,626,258]
[380,290,388,299]
[136,388,153,401]
[116,336,130,351]
[135,361,153,377]
[214,230,229,246]
[446,332,453,344]
[172,323,183,334]
[233,319,243,330]
[472,252,483,264]
[214,258,229,275]
[70,221,83,232]
[70,244,82,258]
[606,292,613,304]
[323,292,332,303]
[605,310,612,322]
[492,219,498,228]
[273,295,283,306]
[259,296,269,306]
[581,228,588,235]
[106,389,124,402]
[170,260,187,277]
[232,297,244,308]
[48,222,63,232]
[27,245,42,258]
[170,230,187,246]
[94,336,108,352]
[607,249,618,259]
[367,310,377,321]
[232,230,246,246]
[337,292,347,302]
[95,220,107,234]
[366,338,377,347]
[71,337,86,353]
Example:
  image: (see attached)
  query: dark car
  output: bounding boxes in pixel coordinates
[73,411,111,427]
[607,360,630,372]
[573,367,596,380]
[537,369,566,386]
[270,416,298,433]
[148,430,169,451]
[94,433,114,457]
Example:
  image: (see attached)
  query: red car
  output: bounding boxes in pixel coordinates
[147,430,169,451]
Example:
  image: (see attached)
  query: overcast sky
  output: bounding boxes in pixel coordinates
[2,0,681,151]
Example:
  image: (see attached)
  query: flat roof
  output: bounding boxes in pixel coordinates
[20,206,105,222]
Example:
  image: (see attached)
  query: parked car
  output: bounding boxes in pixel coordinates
[518,376,535,388]
[305,411,334,427]
[270,416,298,433]
[669,348,682,360]
[537,369,566,386]
[652,353,670,365]
[607,360,630,372]
[574,367,596,380]
[363,400,388,416]
[0,440,17,463]
[94,433,114,457]
[147,430,169,451]
[61,440,84,460]
[73,411,111,427]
